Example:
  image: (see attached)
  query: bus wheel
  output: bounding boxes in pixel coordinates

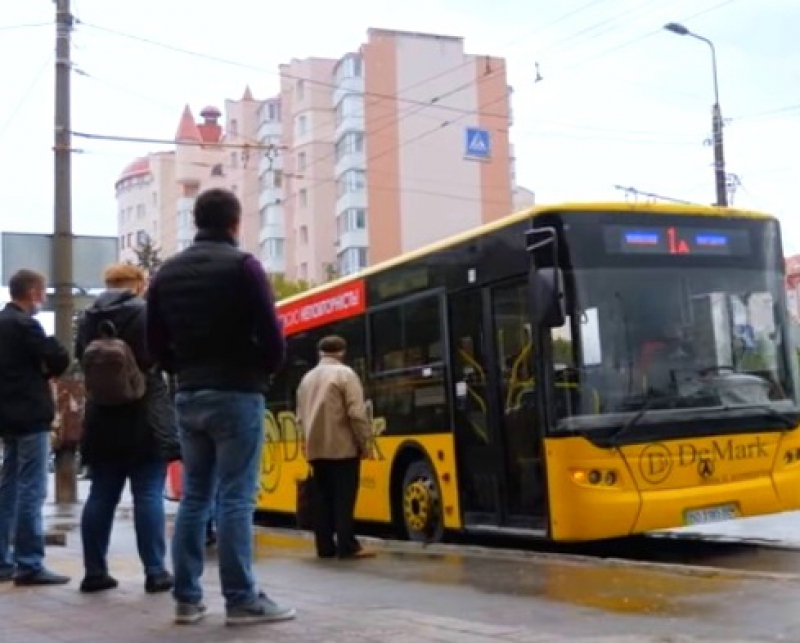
[400,460,443,543]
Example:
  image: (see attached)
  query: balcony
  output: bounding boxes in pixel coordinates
[338,228,368,251]
[259,223,285,244]
[333,75,364,110]
[334,150,366,179]
[336,190,367,215]
[259,187,283,210]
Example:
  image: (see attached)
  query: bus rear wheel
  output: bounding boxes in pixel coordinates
[399,460,444,543]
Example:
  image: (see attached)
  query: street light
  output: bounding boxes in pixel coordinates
[664,22,728,207]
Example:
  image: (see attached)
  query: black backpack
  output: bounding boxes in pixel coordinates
[82,319,146,406]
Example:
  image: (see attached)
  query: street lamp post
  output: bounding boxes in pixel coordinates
[665,22,728,207]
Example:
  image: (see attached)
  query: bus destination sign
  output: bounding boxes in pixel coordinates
[278,279,366,336]
[604,224,751,257]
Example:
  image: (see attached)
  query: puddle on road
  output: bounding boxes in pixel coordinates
[251,531,731,617]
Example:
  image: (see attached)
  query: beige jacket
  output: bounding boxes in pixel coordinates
[297,356,372,461]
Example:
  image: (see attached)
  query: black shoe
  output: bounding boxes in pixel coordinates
[80,574,118,593]
[14,569,71,586]
[145,571,174,594]
[205,530,217,548]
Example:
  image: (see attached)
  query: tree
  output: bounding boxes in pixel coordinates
[270,274,312,301]
[133,237,163,275]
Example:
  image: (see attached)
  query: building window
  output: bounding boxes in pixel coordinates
[335,131,365,161]
[336,55,364,82]
[335,95,363,127]
[152,192,158,206]
[338,208,367,235]
[297,152,306,173]
[265,238,285,260]
[211,164,224,177]
[300,263,308,280]
[268,102,279,121]
[120,236,125,250]
[296,80,305,101]
[296,114,308,137]
[230,119,238,136]
[231,152,238,169]
[136,230,149,246]
[337,246,368,276]
[336,170,366,197]
[299,188,308,208]
[136,204,146,220]
[273,169,283,189]
[300,225,308,245]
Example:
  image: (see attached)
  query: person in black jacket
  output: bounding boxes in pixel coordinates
[0,269,70,586]
[75,263,178,594]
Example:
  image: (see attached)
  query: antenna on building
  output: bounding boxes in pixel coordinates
[534,62,543,83]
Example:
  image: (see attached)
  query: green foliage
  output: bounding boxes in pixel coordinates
[271,274,312,301]
[133,237,163,275]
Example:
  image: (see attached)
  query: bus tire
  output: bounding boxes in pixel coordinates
[397,459,444,543]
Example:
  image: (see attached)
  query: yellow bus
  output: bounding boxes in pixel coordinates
[255,201,800,542]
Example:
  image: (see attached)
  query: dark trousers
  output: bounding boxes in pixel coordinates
[310,458,360,558]
[81,460,168,577]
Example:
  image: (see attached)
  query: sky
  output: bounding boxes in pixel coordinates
[1,0,799,264]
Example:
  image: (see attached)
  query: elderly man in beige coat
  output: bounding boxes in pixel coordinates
[297,335,374,559]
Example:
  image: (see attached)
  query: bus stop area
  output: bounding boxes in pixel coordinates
[2,498,799,643]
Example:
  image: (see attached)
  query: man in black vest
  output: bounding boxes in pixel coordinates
[147,189,294,627]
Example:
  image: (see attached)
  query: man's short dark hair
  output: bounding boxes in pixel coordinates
[318,335,347,354]
[9,269,45,301]
[193,188,241,233]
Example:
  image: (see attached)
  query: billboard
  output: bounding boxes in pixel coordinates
[1,232,118,290]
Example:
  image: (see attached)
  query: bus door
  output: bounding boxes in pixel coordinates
[450,288,504,526]
[490,281,547,528]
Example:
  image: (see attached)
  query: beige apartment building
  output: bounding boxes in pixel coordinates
[258,28,520,282]
[116,90,263,260]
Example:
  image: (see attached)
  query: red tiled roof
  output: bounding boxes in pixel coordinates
[117,157,150,182]
[175,105,202,142]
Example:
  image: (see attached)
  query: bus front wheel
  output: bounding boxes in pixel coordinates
[398,460,444,543]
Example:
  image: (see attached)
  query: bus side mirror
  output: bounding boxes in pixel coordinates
[530,267,566,328]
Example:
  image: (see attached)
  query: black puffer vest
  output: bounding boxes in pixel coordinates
[153,233,268,393]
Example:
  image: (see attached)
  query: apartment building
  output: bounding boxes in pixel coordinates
[115,151,176,264]
[115,89,262,259]
[258,28,518,282]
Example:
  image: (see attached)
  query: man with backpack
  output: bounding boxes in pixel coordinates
[76,263,179,594]
[0,269,71,586]
[147,188,294,627]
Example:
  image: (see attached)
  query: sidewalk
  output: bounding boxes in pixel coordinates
[4,509,799,642]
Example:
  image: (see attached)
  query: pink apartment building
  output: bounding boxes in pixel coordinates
[258,28,519,282]
[116,89,263,260]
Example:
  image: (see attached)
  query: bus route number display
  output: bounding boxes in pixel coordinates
[604,224,751,257]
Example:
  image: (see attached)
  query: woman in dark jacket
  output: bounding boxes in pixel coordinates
[75,263,179,594]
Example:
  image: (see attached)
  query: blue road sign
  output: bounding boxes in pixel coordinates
[465,127,491,159]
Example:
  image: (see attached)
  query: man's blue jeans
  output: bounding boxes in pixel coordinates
[172,391,264,608]
[0,432,49,575]
[81,460,168,578]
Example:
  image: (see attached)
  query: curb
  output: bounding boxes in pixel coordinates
[254,525,800,584]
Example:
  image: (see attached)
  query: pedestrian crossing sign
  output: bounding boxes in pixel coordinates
[465,127,491,159]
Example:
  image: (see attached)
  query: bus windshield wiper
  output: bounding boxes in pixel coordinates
[607,394,679,447]
[718,403,799,430]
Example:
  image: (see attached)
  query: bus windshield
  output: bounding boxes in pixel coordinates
[553,264,798,432]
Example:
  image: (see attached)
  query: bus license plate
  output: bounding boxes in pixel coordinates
[684,504,738,526]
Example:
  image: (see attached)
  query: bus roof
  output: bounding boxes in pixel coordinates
[276,200,773,307]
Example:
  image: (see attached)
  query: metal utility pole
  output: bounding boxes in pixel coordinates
[53,0,77,504]
[665,22,728,207]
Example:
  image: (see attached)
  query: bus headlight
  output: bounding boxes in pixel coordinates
[571,468,620,487]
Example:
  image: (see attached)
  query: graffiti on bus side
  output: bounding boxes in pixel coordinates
[259,407,386,495]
